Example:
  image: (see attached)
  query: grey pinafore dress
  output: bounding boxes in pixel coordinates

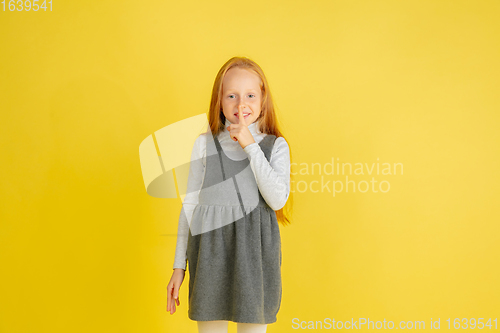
[186,131,282,324]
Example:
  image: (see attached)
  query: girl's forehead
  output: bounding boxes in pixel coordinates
[223,69,262,90]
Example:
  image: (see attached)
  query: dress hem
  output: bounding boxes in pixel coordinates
[188,313,277,325]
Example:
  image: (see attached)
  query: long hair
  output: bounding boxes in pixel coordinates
[206,56,293,226]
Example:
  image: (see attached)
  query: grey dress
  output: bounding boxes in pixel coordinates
[186,132,282,324]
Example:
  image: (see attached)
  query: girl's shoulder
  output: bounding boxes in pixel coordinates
[272,135,288,146]
[187,133,208,159]
[268,136,290,165]
[273,136,289,153]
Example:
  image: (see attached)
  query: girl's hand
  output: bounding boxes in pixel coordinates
[166,268,185,315]
[227,105,256,149]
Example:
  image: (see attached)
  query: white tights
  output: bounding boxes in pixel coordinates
[197,320,267,333]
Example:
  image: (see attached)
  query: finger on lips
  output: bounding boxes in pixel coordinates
[238,106,247,125]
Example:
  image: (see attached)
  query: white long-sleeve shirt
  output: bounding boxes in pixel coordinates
[172,118,291,270]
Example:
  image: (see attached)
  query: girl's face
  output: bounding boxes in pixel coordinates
[221,67,262,125]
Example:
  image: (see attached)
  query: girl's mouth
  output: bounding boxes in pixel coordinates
[235,113,251,118]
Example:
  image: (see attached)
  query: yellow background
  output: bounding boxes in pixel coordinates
[1,0,499,332]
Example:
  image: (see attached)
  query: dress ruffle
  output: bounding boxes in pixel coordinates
[189,203,271,236]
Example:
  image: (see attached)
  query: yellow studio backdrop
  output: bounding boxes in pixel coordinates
[1,0,499,332]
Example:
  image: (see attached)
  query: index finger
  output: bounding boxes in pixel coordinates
[238,105,247,126]
[167,286,172,311]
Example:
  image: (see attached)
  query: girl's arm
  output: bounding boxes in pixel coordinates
[172,134,206,270]
[243,136,291,211]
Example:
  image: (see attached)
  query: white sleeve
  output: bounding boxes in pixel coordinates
[172,134,206,270]
[242,136,291,211]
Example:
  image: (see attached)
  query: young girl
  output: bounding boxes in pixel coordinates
[166,56,292,333]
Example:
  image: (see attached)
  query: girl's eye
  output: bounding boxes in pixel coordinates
[227,94,255,98]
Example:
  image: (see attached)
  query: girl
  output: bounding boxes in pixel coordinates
[166,56,293,333]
